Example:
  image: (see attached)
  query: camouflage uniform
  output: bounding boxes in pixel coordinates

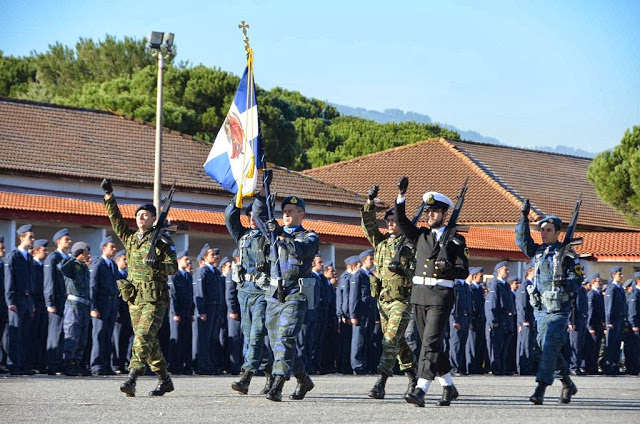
[59,257,91,361]
[361,202,416,376]
[104,196,177,374]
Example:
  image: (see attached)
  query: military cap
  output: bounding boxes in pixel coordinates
[508,276,520,284]
[609,266,622,275]
[0,236,4,244]
[623,279,634,288]
[422,192,454,211]
[71,241,89,256]
[281,196,306,211]
[384,207,395,220]
[219,257,230,268]
[633,271,640,279]
[345,255,359,266]
[176,250,189,260]
[588,273,600,281]
[232,249,239,258]
[469,266,484,276]
[524,262,535,272]
[16,224,33,234]
[245,202,253,216]
[538,216,562,229]
[100,236,115,249]
[52,228,69,243]
[315,253,323,259]
[198,244,211,260]
[581,279,590,285]
[114,249,126,260]
[493,261,508,274]
[33,239,48,249]
[324,261,334,268]
[135,203,157,216]
[358,249,374,262]
[213,247,220,256]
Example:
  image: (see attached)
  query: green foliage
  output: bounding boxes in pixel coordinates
[587,126,640,224]
[0,35,461,170]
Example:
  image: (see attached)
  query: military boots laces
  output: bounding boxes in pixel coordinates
[260,373,275,395]
[120,368,140,397]
[266,376,286,402]
[231,370,253,394]
[368,374,388,399]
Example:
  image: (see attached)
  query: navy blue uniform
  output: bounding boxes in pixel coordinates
[193,264,222,374]
[28,259,48,371]
[60,257,91,362]
[312,271,330,373]
[584,288,605,374]
[449,279,472,374]
[4,248,34,371]
[111,268,133,372]
[604,282,626,374]
[485,277,515,375]
[168,269,194,373]
[349,267,376,374]
[0,258,7,366]
[465,281,486,374]
[623,287,639,375]
[224,270,243,375]
[322,280,339,373]
[335,270,352,373]
[89,257,119,373]
[562,285,588,373]
[516,279,537,375]
[44,250,67,373]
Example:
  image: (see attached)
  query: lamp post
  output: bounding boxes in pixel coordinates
[148,31,174,213]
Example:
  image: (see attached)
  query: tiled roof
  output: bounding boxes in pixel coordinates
[0,98,365,208]
[303,138,639,231]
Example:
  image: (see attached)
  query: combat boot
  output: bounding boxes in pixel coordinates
[368,374,388,399]
[231,370,253,395]
[404,369,417,399]
[63,359,81,377]
[260,372,275,395]
[265,375,286,402]
[405,387,426,407]
[559,376,578,404]
[120,368,140,397]
[289,373,314,400]
[78,362,92,377]
[437,384,459,406]
[529,382,548,405]
[149,370,174,396]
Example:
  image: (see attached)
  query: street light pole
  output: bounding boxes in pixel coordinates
[153,52,164,213]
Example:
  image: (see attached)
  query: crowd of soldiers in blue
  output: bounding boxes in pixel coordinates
[1,179,640,406]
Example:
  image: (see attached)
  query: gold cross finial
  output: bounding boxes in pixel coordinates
[239,21,251,54]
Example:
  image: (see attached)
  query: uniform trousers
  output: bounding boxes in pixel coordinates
[534,311,569,385]
[128,300,167,373]
[377,299,414,376]
[265,291,307,379]
[63,301,90,361]
[238,286,272,373]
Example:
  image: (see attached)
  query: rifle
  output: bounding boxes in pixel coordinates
[435,177,469,268]
[145,180,176,267]
[262,169,285,303]
[553,197,583,283]
[387,201,426,274]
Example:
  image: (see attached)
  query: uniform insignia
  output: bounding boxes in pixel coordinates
[549,219,554,224]
[291,197,298,204]
[464,247,470,258]
[426,194,435,205]
[574,264,583,276]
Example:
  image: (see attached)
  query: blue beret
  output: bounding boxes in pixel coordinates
[469,267,484,275]
[232,249,239,257]
[384,208,395,220]
[33,239,48,249]
[0,236,3,243]
[524,262,535,272]
[135,203,156,216]
[623,279,633,288]
[52,228,69,243]
[588,273,600,281]
[359,249,374,262]
[493,261,508,274]
[324,261,334,268]
[281,196,306,211]
[609,266,622,275]
[16,224,32,234]
[633,272,640,279]
[100,236,114,249]
[198,244,211,260]
[114,249,126,260]
[177,250,189,259]
[538,216,562,228]
[219,257,230,268]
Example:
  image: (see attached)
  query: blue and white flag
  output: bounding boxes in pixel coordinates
[204,66,262,197]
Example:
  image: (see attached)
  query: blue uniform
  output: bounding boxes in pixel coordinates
[335,270,352,373]
[449,279,472,374]
[623,287,639,375]
[562,285,588,373]
[485,276,515,375]
[604,282,626,374]
[584,288,605,374]
[60,257,91,361]
[89,256,119,373]
[28,259,48,371]
[193,264,222,374]
[465,281,486,374]
[168,269,194,373]
[321,280,339,373]
[0,258,7,366]
[224,270,243,375]
[516,279,537,375]
[44,250,67,373]
[4,248,34,371]
[349,267,376,374]
[111,268,133,373]
[311,271,330,373]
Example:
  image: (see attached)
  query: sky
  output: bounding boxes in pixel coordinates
[1,0,639,154]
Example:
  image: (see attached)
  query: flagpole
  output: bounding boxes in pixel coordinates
[236,20,253,208]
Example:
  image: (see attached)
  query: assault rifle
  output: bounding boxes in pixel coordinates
[434,177,469,271]
[553,197,583,282]
[262,168,285,303]
[145,180,176,267]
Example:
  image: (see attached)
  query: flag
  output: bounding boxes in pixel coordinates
[204,66,263,198]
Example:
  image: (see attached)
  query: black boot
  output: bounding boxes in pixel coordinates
[559,376,578,404]
[529,382,547,405]
[260,373,275,395]
[78,362,92,377]
[289,374,315,400]
[63,359,81,377]
[231,370,253,395]
[266,375,286,402]
[120,368,140,397]
[405,387,426,407]
[404,369,417,399]
[368,374,388,399]
[149,370,174,396]
[437,385,458,406]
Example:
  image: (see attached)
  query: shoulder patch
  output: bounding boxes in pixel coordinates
[464,247,470,258]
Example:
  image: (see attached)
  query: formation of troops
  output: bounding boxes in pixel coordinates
[1,175,640,406]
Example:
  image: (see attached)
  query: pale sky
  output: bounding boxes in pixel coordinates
[1,0,639,153]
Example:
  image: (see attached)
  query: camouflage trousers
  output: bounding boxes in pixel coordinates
[62,301,90,360]
[129,300,168,373]
[377,299,415,376]
[265,291,307,379]
[238,285,273,373]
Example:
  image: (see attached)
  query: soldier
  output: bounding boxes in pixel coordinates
[311,254,329,375]
[0,236,7,373]
[101,178,177,397]
[321,261,339,374]
[465,267,486,375]
[516,201,582,405]
[449,274,473,376]
[168,250,195,375]
[584,273,605,374]
[485,261,515,375]
[60,242,92,377]
[44,228,72,375]
[516,263,537,376]
[225,194,273,394]
[335,256,356,374]
[603,266,626,375]
[623,273,640,375]
[360,186,417,400]
[394,178,468,408]
[4,224,36,375]
[29,239,49,373]
[349,249,377,375]
[89,236,119,375]
[507,276,520,374]
[563,278,589,376]
[112,249,133,374]
[219,256,241,375]
[256,194,319,402]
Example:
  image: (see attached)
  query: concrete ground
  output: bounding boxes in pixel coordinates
[1,373,638,423]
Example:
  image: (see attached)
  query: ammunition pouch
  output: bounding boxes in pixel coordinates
[117,279,137,304]
[137,280,168,303]
[298,277,316,310]
[541,289,569,313]
[370,275,382,299]
[526,283,541,310]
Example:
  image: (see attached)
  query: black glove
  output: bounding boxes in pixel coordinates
[101,178,113,195]
[367,185,379,201]
[267,219,283,237]
[397,176,409,195]
[156,232,172,254]
[263,169,273,187]
[521,199,530,217]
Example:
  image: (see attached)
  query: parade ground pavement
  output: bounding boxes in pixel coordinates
[1,373,638,423]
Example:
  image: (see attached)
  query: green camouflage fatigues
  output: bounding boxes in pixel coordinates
[104,196,178,373]
[361,203,416,376]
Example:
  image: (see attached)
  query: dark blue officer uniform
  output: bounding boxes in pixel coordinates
[224,267,243,375]
[312,270,330,373]
[348,257,376,374]
[584,285,605,374]
[516,278,537,375]
[465,277,486,374]
[335,266,353,374]
[604,279,626,374]
[168,267,195,374]
[29,250,48,372]
[296,269,320,374]
[44,248,68,374]
[193,260,221,374]
[321,268,339,373]
[0,246,7,368]
[623,280,639,375]
[449,279,472,374]
[111,266,133,373]
[89,254,119,373]
[485,272,515,375]
[562,283,588,374]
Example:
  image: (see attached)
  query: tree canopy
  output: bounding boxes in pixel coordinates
[0,35,460,170]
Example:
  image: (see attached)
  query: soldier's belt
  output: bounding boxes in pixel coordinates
[67,294,90,305]
[244,274,256,282]
[412,277,454,288]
